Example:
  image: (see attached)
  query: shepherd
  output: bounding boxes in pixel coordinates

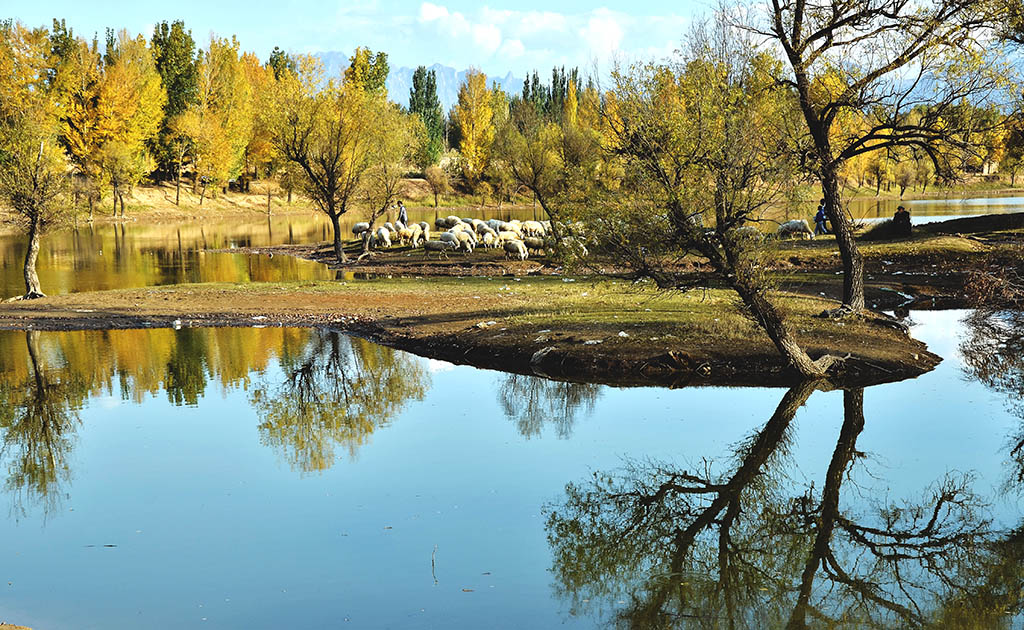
[814,198,829,235]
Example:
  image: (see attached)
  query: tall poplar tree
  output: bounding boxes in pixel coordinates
[151,20,197,182]
[409,66,443,166]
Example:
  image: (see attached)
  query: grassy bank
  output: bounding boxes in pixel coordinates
[0,277,939,387]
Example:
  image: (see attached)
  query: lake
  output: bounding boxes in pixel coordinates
[3,193,1024,298]
[0,311,1021,629]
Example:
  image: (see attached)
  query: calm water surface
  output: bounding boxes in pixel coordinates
[3,194,1024,298]
[0,311,1021,629]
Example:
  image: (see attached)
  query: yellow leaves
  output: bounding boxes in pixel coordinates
[454,68,495,187]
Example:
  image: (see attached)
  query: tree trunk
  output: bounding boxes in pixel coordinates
[118,192,125,217]
[175,163,182,206]
[267,186,272,215]
[88,195,94,221]
[330,212,346,262]
[433,191,438,207]
[287,188,292,204]
[821,168,865,312]
[23,216,45,299]
[786,388,865,630]
[199,183,207,205]
[729,277,834,378]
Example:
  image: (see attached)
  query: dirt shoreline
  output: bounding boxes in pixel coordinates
[0,281,940,389]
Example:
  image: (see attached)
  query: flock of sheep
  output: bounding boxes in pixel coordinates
[350,215,816,262]
[352,215,562,261]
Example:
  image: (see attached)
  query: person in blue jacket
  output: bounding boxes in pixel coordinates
[814,198,829,235]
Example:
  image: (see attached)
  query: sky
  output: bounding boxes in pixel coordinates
[6,0,707,76]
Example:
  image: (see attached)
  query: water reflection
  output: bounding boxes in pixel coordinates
[0,332,85,518]
[546,384,1020,628]
[251,330,430,474]
[499,373,602,439]
[961,311,1024,490]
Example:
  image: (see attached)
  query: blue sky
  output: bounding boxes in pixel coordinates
[9,0,706,76]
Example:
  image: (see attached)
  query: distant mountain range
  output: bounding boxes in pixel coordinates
[315,53,523,112]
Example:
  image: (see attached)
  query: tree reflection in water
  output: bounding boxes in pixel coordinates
[961,310,1024,488]
[0,331,85,518]
[499,374,602,439]
[546,383,1023,629]
[252,330,430,474]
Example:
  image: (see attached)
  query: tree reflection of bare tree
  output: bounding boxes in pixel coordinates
[0,331,85,519]
[546,384,1010,629]
[961,310,1024,488]
[252,331,430,474]
[499,374,602,439]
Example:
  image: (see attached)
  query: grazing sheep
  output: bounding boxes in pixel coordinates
[423,240,456,258]
[777,219,814,240]
[458,233,475,254]
[418,221,430,233]
[504,240,528,261]
[444,215,461,228]
[522,220,545,237]
[435,217,448,229]
[523,236,545,255]
[486,218,503,232]
[732,225,765,242]
[374,226,392,248]
[439,232,459,248]
[497,230,520,244]
[397,226,414,245]
[352,222,370,236]
[481,232,497,248]
[408,224,424,247]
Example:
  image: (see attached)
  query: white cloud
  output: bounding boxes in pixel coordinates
[419,2,449,22]
[499,38,526,58]
[472,22,503,55]
[580,9,624,58]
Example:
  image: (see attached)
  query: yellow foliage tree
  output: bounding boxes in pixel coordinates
[453,68,494,189]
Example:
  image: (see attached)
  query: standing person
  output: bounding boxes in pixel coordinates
[814,198,829,235]
[397,201,408,227]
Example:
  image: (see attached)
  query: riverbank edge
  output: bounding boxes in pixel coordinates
[0,284,941,389]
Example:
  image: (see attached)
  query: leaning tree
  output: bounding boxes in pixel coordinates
[756,0,1017,314]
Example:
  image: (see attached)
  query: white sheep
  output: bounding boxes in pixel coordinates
[777,219,814,240]
[374,226,392,248]
[497,230,520,244]
[439,232,459,248]
[504,240,528,261]
[481,232,497,248]
[523,236,545,255]
[458,232,475,254]
[352,222,370,236]
[423,240,456,258]
[522,220,545,237]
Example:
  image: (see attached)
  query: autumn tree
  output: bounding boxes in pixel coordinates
[593,19,842,377]
[344,47,388,96]
[95,31,166,215]
[452,68,494,191]
[758,0,1016,314]
[271,56,378,262]
[178,35,253,203]
[359,102,421,255]
[423,165,449,208]
[0,21,72,299]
